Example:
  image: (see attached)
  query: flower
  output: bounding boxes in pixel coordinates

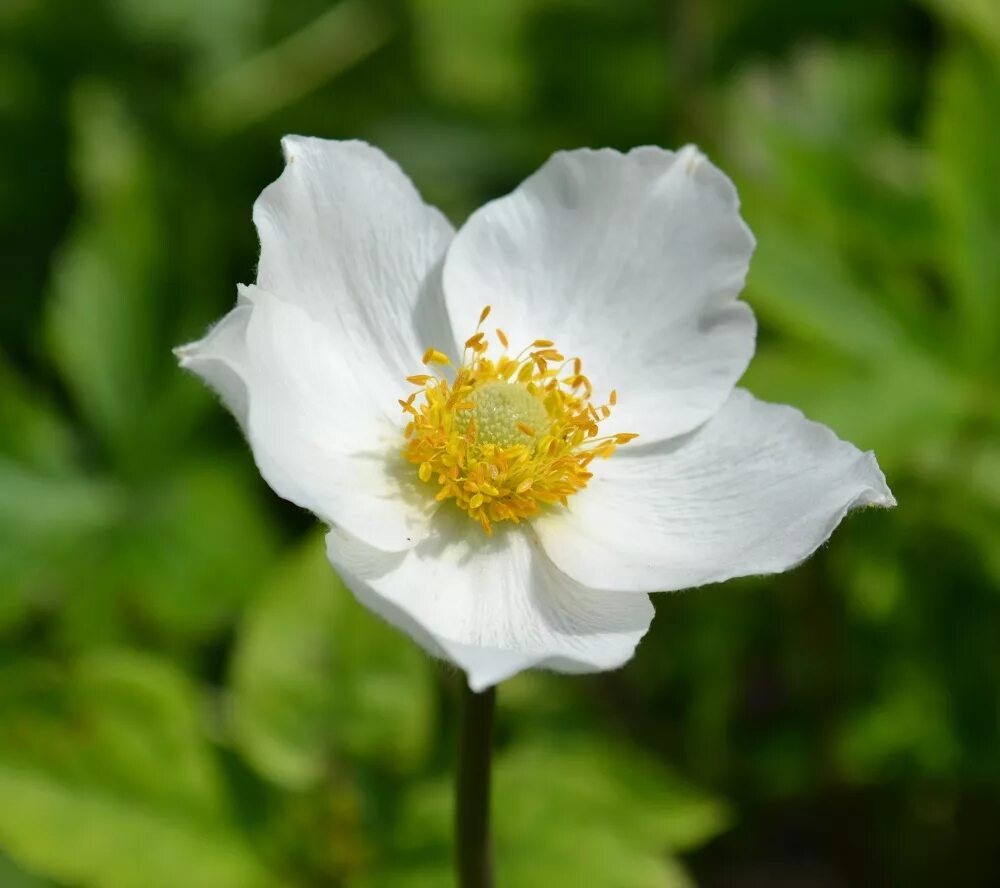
[176,137,895,691]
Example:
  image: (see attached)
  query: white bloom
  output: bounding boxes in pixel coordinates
[176,137,895,691]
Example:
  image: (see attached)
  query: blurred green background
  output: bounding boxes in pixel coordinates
[1,0,999,885]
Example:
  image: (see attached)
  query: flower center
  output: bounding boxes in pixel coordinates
[453,381,549,450]
[399,306,637,534]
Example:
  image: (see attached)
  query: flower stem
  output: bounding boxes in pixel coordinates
[455,680,496,888]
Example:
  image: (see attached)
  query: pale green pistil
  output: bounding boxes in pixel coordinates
[455,381,549,449]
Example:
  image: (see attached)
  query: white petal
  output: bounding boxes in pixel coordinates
[535,389,895,593]
[183,286,433,551]
[175,302,252,428]
[443,146,756,443]
[253,136,456,400]
[325,512,654,691]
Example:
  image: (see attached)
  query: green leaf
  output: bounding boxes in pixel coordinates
[0,352,76,472]
[120,458,280,641]
[0,456,276,647]
[108,0,264,73]
[230,534,434,788]
[921,0,1000,61]
[44,82,170,471]
[496,739,731,857]
[361,736,730,888]
[744,214,912,360]
[724,47,944,352]
[0,651,272,888]
[726,47,936,269]
[0,458,121,542]
[928,44,1000,368]
[742,344,965,470]
[193,0,394,136]
[0,458,123,636]
[410,0,532,113]
[836,665,961,781]
[0,853,54,888]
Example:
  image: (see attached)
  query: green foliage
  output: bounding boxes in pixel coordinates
[108,0,265,73]
[1,0,999,885]
[0,353,76,472]
[364,735,729,888]
[0,652,270,888]
[231,534,435,788]
[929,43,1000,366]
[410,0,532,113]
[45,81,206,477]
[46,84,163,468]
[728,41,1000,587]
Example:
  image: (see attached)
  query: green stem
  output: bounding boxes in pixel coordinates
[455,680,496,888]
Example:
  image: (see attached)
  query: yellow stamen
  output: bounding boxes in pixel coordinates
[401,308,637,533]
[422,348,451,366]
[535,349,564,362]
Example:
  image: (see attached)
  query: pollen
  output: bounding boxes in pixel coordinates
[453,381,548,449]
[401,307,636,534]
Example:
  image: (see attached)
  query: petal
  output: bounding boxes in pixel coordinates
[183,286,433,551]
[253,136,456,400]
[325,511,654,691]
[535,389,895,593]
[443,145,756,443]
[175,300,252,428]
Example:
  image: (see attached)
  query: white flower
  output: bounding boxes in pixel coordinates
[176,137,895,691]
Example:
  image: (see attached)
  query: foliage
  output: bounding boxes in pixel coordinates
[1,0,998,884]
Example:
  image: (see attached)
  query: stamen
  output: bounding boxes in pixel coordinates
[422,348,451,366]
[402,308,636,533]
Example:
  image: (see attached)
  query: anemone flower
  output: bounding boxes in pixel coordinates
[177,137,894,691]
